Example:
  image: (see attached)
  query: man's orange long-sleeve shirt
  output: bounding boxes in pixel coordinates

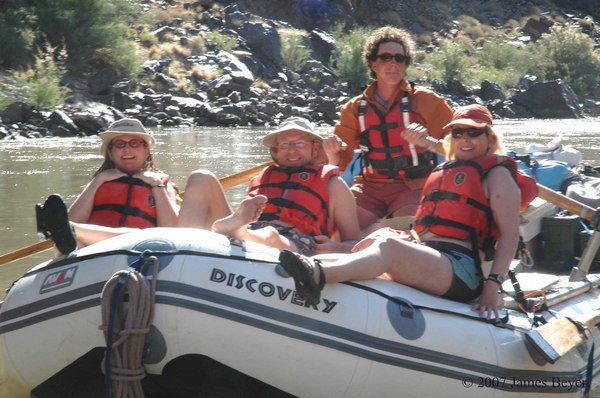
[333,80,454,171]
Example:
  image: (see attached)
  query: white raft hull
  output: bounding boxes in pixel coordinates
[1,228,599,397]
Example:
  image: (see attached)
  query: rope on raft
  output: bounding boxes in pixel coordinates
[99,252,159,398]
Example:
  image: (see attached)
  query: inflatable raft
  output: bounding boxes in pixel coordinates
[1,227,600,397]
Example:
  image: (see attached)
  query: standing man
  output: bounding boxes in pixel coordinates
[324,26,454,232]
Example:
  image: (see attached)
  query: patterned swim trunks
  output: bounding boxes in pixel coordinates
[249,221,316,256]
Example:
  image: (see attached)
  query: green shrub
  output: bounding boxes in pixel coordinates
[424,39,472,83]
[0,90,13,113]
[533,26,600,96]
[207,31,237,53]
[0,6,36,68]
[331,26,370,93]
[281,34,311,72]
[33,0,140,76]
[472,40,534,89]
[16,54,68,110]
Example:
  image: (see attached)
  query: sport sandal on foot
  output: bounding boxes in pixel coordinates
[278,249,325,305]
[40,194,77,255]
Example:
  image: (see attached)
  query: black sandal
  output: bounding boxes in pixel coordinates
[36,194,77,255]
[278,249,325,305]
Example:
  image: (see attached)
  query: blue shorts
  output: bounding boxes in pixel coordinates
[249,221,316,256]
[423,241,483,302]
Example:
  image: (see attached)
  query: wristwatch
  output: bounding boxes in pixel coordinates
[487,273,505,286]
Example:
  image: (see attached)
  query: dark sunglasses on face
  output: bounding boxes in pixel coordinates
[376,53,409,63]
[109,138,147,149]
[451,128,488,139]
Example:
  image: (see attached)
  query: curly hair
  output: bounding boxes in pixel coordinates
[363,26,415,78]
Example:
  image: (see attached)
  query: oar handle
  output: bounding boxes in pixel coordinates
[536,183,596,222]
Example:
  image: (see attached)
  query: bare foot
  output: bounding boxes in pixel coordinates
[212,195,268,239]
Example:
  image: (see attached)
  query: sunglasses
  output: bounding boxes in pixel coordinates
[376,53,409,63]
[278,140,313,150]
[451,128,488,139]
[109,138,147,149]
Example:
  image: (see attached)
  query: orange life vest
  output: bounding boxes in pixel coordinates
[413,155,537,252]
[88,176,164,228]
[247,164,337,236]
[358,93,437,180]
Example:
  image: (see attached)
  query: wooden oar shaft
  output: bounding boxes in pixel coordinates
[219,161,273,190]
[0,240,54,266]
[536,183,595,222]
[0,161,273,267]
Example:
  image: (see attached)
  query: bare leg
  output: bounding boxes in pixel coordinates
[212,195,267,239]
[212,195,300,251]
[177,170,233,229]
[72,222,139,247]
[356,206,381,235]
[321,237,454,295]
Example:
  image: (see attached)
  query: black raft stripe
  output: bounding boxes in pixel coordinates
[157,280,589,393]
[0,269,594,392]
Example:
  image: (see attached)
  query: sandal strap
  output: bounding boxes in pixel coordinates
[314,259,326,290]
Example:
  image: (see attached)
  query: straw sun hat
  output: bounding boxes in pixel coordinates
[99,118,155,155]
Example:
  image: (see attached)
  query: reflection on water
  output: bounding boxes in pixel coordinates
[0,119,598,396]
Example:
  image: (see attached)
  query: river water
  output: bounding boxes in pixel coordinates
[0,119,599,396]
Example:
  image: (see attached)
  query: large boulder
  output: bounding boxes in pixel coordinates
[511,80,582,118]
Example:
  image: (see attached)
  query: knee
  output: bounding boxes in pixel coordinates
[378,235,407,254]
[186,169,219,187]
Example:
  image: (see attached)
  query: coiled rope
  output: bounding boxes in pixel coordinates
[99,253,159,398]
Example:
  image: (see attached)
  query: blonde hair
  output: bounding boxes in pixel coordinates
[443,126,506,160]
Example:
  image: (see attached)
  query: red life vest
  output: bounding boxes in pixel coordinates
[247,164,337,236]
[358,93,437,180]
[413,155,537,251]
[88,176,163,228]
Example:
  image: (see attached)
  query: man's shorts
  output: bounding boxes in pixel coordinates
[249,221,316,256]
[351,179,424,218]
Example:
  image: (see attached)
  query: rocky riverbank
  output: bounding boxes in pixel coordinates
[1,0,599,140]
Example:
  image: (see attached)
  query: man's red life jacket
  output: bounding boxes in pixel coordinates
[248,164,337,236]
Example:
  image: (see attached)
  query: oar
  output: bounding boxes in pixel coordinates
[525,309,600,364]
[0,240,54,266]
[219,161,273,190]
[0,161,274,266]
[522,186,598,364]
[535,183,595,222]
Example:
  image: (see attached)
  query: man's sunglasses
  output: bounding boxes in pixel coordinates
[109,138,147,149]
[376,53,409,63]
[451,128,488,139]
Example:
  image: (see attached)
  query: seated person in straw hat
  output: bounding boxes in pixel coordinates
[211,117,361,255]
[37,118,215,255]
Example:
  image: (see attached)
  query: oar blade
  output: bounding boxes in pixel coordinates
[524,310,600,364]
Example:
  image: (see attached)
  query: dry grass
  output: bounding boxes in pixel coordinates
[187,36,207,55]
[139,32,158,47]
[191,64,221,81]
[278,28,307,41]
[166,60,188,80]
[148,42,191,60]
